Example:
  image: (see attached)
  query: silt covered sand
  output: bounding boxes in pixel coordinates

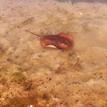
[0,0,107,107]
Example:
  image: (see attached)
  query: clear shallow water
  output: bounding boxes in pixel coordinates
[0,0,107,106]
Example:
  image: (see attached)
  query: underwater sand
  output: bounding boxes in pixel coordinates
[0,0,107,107]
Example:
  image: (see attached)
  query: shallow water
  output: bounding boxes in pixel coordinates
[0,0,107,107]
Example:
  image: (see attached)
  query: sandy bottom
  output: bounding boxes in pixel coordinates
[0,0,107,107]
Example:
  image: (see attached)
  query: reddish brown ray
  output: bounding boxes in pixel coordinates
[26,30,74,50]
[40,34,74,50]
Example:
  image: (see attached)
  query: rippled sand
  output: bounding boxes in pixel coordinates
[0,0,107,107]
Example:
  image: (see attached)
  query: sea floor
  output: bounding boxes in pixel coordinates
[0,0,107,107]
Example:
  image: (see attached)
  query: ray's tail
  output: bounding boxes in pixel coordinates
[25,29,41,38]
